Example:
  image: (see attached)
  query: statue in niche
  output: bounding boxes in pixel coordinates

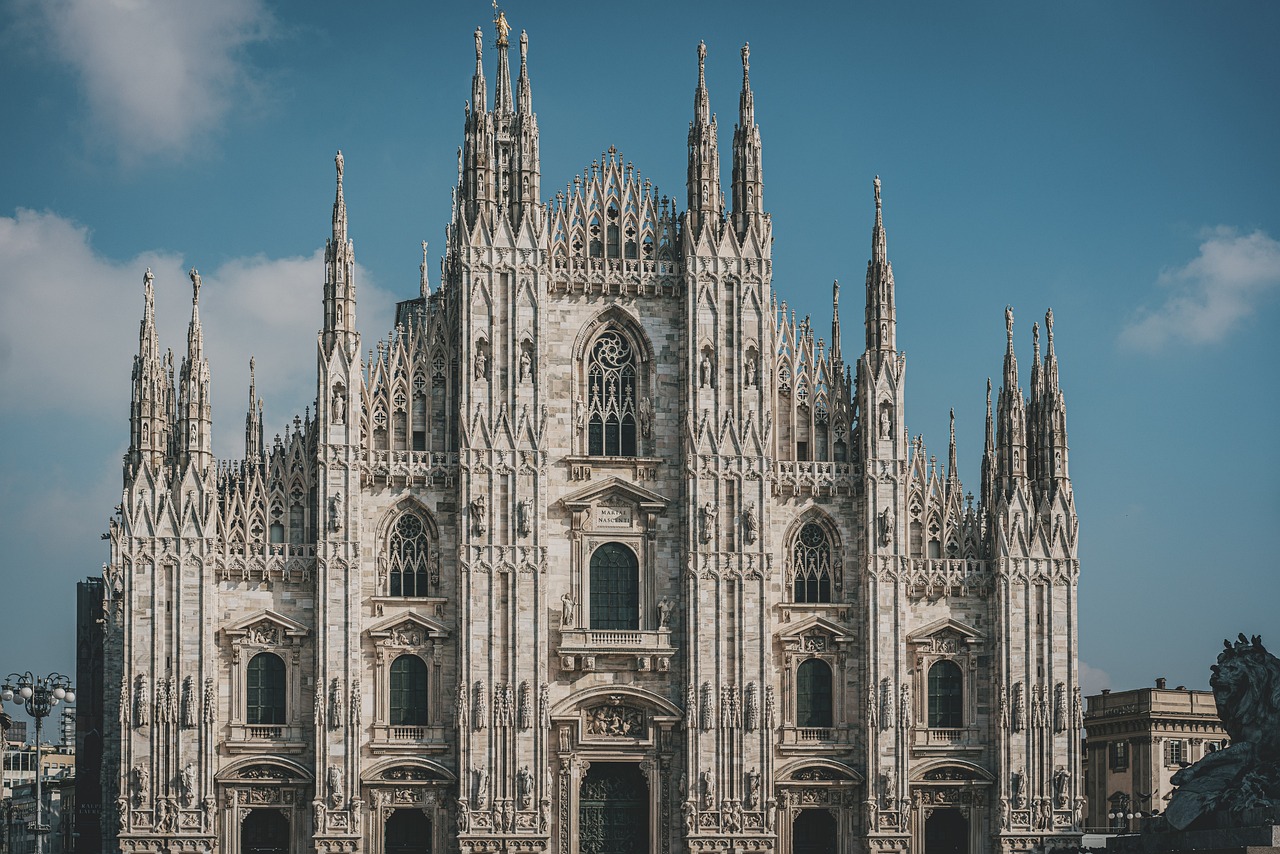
[881,768,894,810]
[470,495,487,537]
[746,768,761,810]
[327,765,344,809]
[638,397,654,438]
[180,676,195,729]
[517,766,534,810]
[331,385,345,424]
[313,800,325,832]
[1052,766,1070,808]
[744,354,757,387]
[517,498,532,536]
[1011,768,1025,808]
[742,501,758,544]
[699,351,713,388]
[133,764,150,806]
[561,592,575,627]
[179,763,195,806]
[329,493,342,532]
[474,347,488,381]
[700,771,715,810]
[519,348,532,383]
[474,768,489,809]
[879,404,892,440]
[657,597,674,629]
[699,501,716,544]
[879,507,894,547]
[1166,634,1280,830]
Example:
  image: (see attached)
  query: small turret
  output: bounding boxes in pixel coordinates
[830,280,842,364]
[1037,308,1070,488]
[176,267,212,472]
[980,377,995,508]
[245,357,263,463]
[864,177,897,369]
[686,41,722,239]
[128,268,174,477]
[994,307,1028,494]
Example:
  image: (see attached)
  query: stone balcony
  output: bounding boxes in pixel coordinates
[558,628,674,673]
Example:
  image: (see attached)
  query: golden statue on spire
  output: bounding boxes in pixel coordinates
[493,3,511,47]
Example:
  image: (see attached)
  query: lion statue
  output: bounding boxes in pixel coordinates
[1165,634,1280,830]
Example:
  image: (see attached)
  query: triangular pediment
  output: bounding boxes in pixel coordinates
[777,614,851,643]
[223,609,309,639]
[907,617,984,644]
[560,476,668,513]
[367,611,449,641]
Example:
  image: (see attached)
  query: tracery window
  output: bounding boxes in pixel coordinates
[587,331,638,457]
[389,654,428,726]
[796,659,833,728]
[389,512,431,597]
[589,543,639,630]
[928,660,963,728]
[791,522,833,603]
[246,652,286,725]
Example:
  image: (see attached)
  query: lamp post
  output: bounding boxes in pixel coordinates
[2,673,75,854]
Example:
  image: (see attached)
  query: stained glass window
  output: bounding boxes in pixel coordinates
[792,522,833,603]
[389,513,430,597]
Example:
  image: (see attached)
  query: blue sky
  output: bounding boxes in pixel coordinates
[0,1,1277,698]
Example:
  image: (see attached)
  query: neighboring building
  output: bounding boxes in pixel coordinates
[75,577,107,854]
[100,16,1083,854]
[1082,681,1225,833]
[4,772,76,854]
[3,745,76,799]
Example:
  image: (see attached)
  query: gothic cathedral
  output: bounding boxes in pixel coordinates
[102,17,1083,854]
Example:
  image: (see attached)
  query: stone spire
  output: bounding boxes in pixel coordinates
[176,267,212,472]
[948,407,958,487]
[245,357,263,462]
[420,241,430,297]
[864,177,897,368]
[493,10,513,114]
[686,41,722,239]
[731,41,764,238]
[471,26,487,112]
[1037,308,1070,487]
[516,29,531,114]
[981,377,995,508]
[995,306,1028,492]
[323,151,357,356]
[830,280,842,363]
[129,267,172,474]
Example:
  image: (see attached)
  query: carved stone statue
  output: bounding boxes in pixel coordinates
[327,765,344,809]
[746,767,762,810]
[331,385,345,424]
[474,347,488,381]
[470,495,487,537]
[657,596,674,629]
[1011,768,1025,809]
[179,763,195,806]
[700,770,715,810]
[744,354,757,387]
[699,351,713,388]
[517,498,532,536]
[474,767,489,809]
[561,592,575,627]
[742,501,758,544]
[1166,633,1280,830]
[518,766,534,809]
[329,492,342,532]
[699,501,716,544]
[1052,766,1070,808]
[519,349,532,384]
[638,396,654,439]
[133,764,150,806]
[879,507,893,547]
[879,404,892,440]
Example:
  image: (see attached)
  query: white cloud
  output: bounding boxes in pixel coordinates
[1120,227,1280,351]
[0,208,394,458]
[1079,660,1111,697]
[22,0,274,159]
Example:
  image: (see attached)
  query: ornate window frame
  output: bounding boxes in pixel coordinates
[222,610,310,753]
[558,478,673,673]
[906,761,994,853]
[777,616,853,751]
[214,757,313,854]
[568,308,660,469]
[374,500,441,600]
[361,758,455,854]
[907,618,984,752]
[780,512,844,607]
[366,612,450,751]
[775,760,863,849]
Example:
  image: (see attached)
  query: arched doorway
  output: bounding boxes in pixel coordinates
[578,762,648,854]
[792,808,837,854]
[242,809,289,854]
[924,807,968,854]
[385,809,431,854]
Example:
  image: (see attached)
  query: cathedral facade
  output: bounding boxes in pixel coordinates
[101,18,1083,854]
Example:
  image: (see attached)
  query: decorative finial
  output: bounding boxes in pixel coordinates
[742,42,750,78]
[520,28,528,58]
[474,26,483,60]
[335,150,344,180]
[832,279,839,307]
[1045,308,1055,339]
[189,267,201,302]
[420,240,430,296]
[874,175,882,209]
[144,267,154,288]
[1005,306,1014,342]
[698,41,707,80]
[1033,321,1040,357]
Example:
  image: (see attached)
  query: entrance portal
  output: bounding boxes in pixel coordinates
[385,808,431,854]
[242,809,290,854]
[924,807,969,854]
[792,808,837,854]
[579,762,648,854]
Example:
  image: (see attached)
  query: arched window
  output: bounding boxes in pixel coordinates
[587,331,638,457]
[389,512,430,597]
[389,655,428,726]
[246,652,285,725]
[796,659,833,728]
[928,660,963,728]
[791,522,833,603]
[589,543,639,630]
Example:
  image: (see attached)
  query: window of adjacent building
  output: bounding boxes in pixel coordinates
[796,659,833,728]
[1165,739,1186,766]
[587,330,638,457]
[389,654,428,726]
[927,660,963,728]
[589,543,639,630]
[791,522,833,604]
[1109,741,1129,770]
[246,652,285,725]
[389,512,431,597]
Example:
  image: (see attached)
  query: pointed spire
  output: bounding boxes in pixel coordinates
[981,378,995,508]
[995,307,1027,490]
[332,150,347,245]
[731,41,764,238]
[323,151,357,355]
[695,40,710,124]
[830,280,841,361]
[516,29,531,114]
[129,267,170,476]
[948,407,958,484]
[245,357,263,462]
[472,26,487,110]
[864,177,897,364]
[1039,307,1069,486]
[687,40,721,237]
[177,267,212,471]
[493,9,512,114]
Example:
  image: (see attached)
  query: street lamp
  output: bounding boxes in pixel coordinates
[2,672,75,854]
